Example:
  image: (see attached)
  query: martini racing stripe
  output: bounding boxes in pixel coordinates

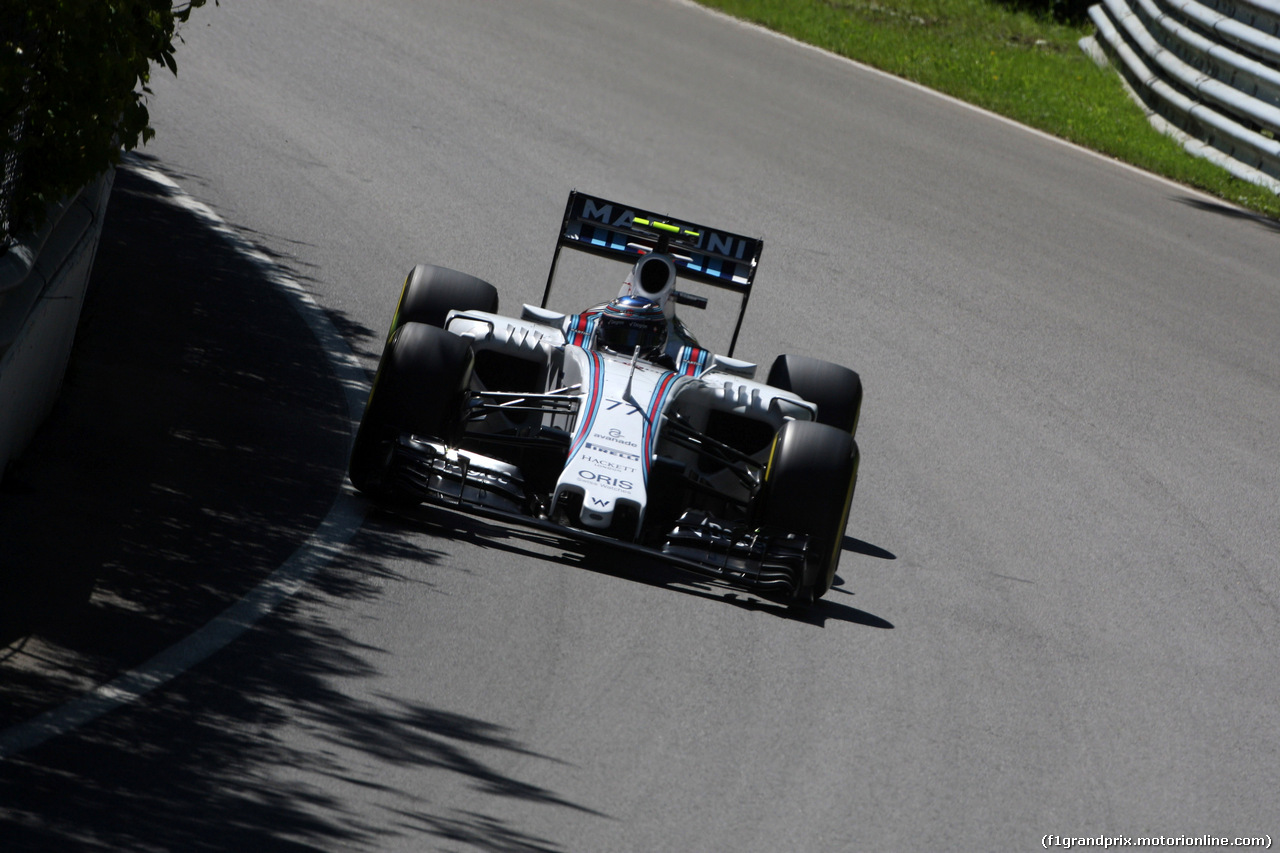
[676,345,711,377]
[565,312,600,347]
[567,349,606,460]
[641,370,681,486]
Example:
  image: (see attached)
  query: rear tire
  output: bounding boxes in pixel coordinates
[757,419,858,603]
[767,353,862,436]
[391,264,499,333]
[349,322,474,502]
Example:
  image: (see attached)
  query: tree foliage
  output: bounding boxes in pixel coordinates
[1,0,213,236]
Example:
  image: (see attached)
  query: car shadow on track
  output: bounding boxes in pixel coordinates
[1174,195,1280,233]
[380,502,896,629]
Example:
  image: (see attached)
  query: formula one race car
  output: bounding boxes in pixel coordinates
[349,191,862,604]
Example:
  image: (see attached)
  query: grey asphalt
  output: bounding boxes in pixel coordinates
[2,0,1278,849]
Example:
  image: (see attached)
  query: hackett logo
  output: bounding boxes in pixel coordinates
[578,454,632,473]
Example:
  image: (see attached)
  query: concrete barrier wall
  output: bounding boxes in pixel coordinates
[0,170,114,475]
[1088,0,1280,191]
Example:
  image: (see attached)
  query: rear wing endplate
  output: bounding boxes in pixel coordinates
[541,191,764,355]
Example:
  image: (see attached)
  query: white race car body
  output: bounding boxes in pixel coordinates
[351,192,860,603]
[443,306,815,533]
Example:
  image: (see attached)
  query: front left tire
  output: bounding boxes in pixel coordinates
[349,322,474,502]
[390,264,499,334]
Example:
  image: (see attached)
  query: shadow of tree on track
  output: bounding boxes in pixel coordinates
[0,163,358,659]
[0,163,599,852]
[1,545,594,850]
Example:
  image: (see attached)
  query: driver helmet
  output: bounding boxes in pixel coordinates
[595,295,668,360]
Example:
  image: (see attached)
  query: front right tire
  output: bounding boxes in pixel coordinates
[767,353,862,436]
[756,419,859,603]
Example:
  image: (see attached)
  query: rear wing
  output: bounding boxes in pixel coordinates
[541,190,764,355]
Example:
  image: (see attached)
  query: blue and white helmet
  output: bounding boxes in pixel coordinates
[596,295,668,359]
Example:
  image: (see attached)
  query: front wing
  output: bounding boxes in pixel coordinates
[385,434,810,599]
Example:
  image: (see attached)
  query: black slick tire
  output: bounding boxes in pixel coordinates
[757,419,858,603]
[390,264,499,333]
[767,353,862,436]
[349,322,474,502]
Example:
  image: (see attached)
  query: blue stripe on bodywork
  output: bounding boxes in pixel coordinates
[677,346,710,377]
[567,350,605,460]
[641,371,679,486]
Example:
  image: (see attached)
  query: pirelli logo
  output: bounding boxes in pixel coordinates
[585,441,640,461]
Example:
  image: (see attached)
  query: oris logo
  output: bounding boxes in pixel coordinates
[577,470,634,491]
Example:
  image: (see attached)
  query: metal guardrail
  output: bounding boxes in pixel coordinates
[0,170,114,475]
[1087,0,1280,191]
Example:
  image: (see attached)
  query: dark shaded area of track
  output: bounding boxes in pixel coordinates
[0,164,350,724]
[0,512,597,851]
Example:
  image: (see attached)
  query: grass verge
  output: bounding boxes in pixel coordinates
[695,0,1280,219]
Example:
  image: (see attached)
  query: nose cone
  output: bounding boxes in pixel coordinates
[578,488,618,529]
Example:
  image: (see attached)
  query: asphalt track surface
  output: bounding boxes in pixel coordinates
[2,1,1279,849]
